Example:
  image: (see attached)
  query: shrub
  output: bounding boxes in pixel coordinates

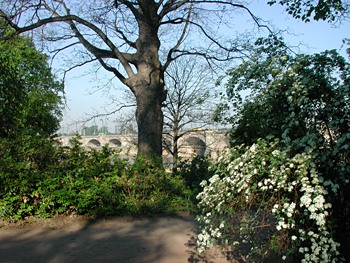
[0,134,58,219]
[176,156,214,205]
[1,135,190,219]
[196,139,342,262]
[215,45,350,260]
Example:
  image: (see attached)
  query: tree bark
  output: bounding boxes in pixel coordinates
[134,82,166,158]
[172,131,179,172]
[126,1,166,159]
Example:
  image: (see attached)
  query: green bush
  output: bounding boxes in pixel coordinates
[216,43,350,260]
[0,135,190,220]
[196,139,342,262]
[0,134,58,219]
[115,158,190,214]
[176,156,214,206]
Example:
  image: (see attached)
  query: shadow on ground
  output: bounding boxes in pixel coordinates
[0,214,235,263]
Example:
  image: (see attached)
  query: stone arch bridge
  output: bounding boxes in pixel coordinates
[58,129,229,163]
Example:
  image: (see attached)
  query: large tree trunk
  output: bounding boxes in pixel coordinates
[134,82,166,158]
[172,118,180,172]
[172,132,179,172]
[131,4,166,159]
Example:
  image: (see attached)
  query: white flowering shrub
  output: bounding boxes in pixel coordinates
[196,139,342,262]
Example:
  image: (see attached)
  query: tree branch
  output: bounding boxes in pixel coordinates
[163,3,193,71]
[1,6,136,80]
[61,58,98,82]
[83,103,136,123]
[45,2,136,77]
[97,58,127,84]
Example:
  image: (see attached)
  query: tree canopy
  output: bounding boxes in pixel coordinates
[215,36,349,145]
[268,0,349,22]
[0,25,63,139]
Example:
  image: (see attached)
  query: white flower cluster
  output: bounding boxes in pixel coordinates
[197,230,215,254]
[273,202,296,231]
[288,162,341,262]
[196,142,342,262]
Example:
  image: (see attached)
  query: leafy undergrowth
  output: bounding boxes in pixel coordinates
[0,135,192,221]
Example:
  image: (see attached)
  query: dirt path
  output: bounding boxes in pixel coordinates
[0,214,237,263]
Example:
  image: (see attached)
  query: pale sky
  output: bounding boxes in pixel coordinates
[58,1,350,134]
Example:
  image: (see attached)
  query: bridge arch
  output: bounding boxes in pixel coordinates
[109,139,122,147]
[184,136,206,156]
[87,139,101,147]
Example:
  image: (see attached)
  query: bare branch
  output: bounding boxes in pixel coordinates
[1,6,136,80]
[61,58,98,82]
[159,0,272,67]
[159,0,189,19]
[170,49,247,62]
[114,19,137,49]
[163,3,193,71]
[49,41,80,64]
[83,104,136,123]
[44,3,136,78]
[97,58,127,84]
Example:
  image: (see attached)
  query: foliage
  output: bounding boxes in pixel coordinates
[220,41,349,154]
[0,134,60,219]
[0,25,63,139]
[268,0,347,22]
[218,38,348,147]
[0,23,65,219]
[0,135,189,220]
[176,156,214,205]
[207,41,350,260]
[197,140,342,262]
